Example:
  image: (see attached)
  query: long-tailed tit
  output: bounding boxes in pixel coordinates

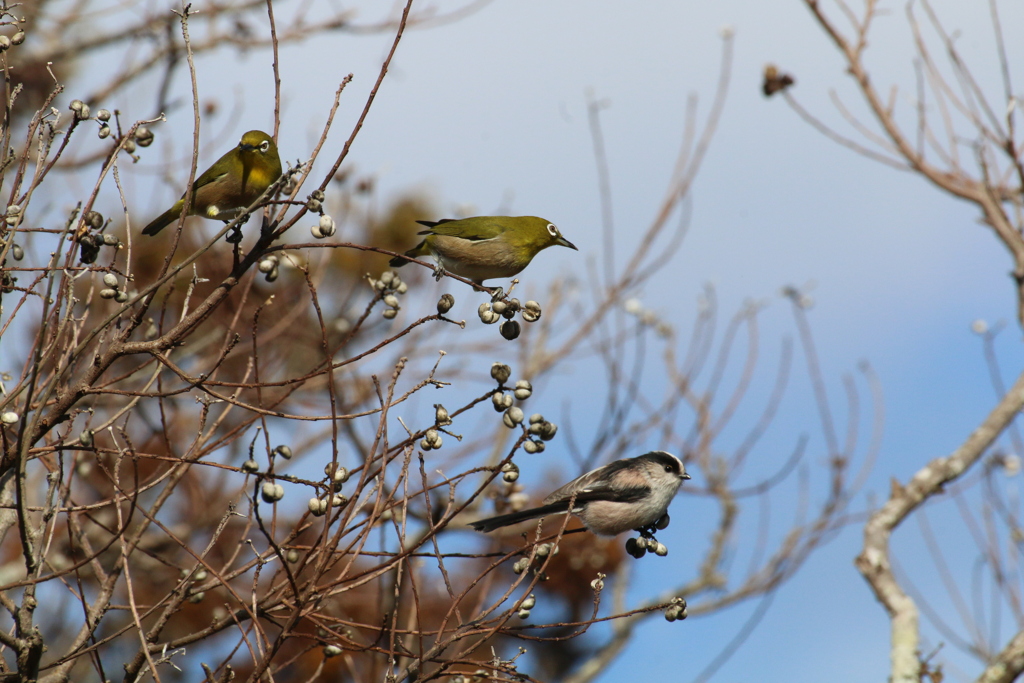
[470,451,690,536]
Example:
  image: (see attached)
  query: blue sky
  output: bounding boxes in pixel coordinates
[80,0,1024,680]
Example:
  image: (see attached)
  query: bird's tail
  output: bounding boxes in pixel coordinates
[142,203,184,236]
[469,501,571,533]
[388,240,427,268]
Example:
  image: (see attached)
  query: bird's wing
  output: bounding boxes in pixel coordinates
[415,216,508,241]
[543,458,652,506]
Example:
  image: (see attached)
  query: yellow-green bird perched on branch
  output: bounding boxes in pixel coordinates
[141,130,283,236]
[389,216,578,288]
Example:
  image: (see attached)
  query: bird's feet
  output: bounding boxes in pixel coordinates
[432,264,447,282]
[489,286,504,302]
[626,514,671,558]
[225,223,244,244]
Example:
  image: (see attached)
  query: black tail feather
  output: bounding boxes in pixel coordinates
[469,501,571,533]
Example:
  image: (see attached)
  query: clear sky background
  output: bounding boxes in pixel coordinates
[85,0,1024,680]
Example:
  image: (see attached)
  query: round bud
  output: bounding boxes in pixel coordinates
[79,429,94,447]
[517,609,531,619]
[102,272,118,288]
[188,591,206,604]
[437,293,454,315]
[286,549,300,563]
[513,380,532,400]
[99,288,117,299]
[499,320,521,341]
[503,469,519,482]
[11,244,24,261]
[69,99,84,113]
[425,429,440,447]
[193,568,208,582]
[491,363,512,384]
[261,482,285,503]
[241,459,259,473]
[331,494,348,508]
[521,594,536,610]
[98,124,111,139]
[311,189,325,202]
[383,294,399,308]
[0,412,18,425]
[503,406,524,428]
[306,198,322,213]
[85,211,104,230]
[324,644,342,657]
[529,413,544,425]
[318,215,336,237]
[258,258,276,273]
[492,391,508,412]
[523,440,539,454]
[97,109,111,121]
[10,31,24,46]
[382,308,397,320]
[102,234,119,246]
[308,497,326,516]
[115,290,129,303]
[379,270,394,286]
[310,224,325,239]
[420,438,432,451]
[535,543,551,558]
[635,537,649,550]
[655,513,670,530]
[512,558,529,575]
[122,138,135,153]
[396,281,408,294]
[653,542,668,557]
[491,300,507,315]
[325,463,349,483]
[477,302,492,321]
[434,404,451,425]
[274,444,293,459]
[265,265,279,282]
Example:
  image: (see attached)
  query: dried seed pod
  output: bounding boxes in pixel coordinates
[286,549,300,563]
[0,412,18,425]
[491,300,507,315]
[115,290,129,303]
[79,429,94,447]
[134,126,154,147]
[491,391,509,412]
[318,215,336,237]
[99,288,117,299]
[258,258,276,273]
[499,319,520,340]
[522,300,542,322]
[540,422,558,441]
[274,444,293,459]
[324,644,342,657]
[523,440,540,454]
[102,272,119,288]
[434,403,451,425]
[11,244,24,260]
[306,198,322,213]
[382,308,397,319]
[490,363,512,384]
[437,293,454,315]
[123,138,135,153]
[653,542,668,557]
[655,513,670,530]
[98,124,111,139]
[517,609,531,619]
[311,189,326,202]
[102,234,119,246]
[308,497,327,516]
[97,109,111,122]
[85,211,104,230]
[503,406,524,428]
[241,459,259,473]
[513,380,532,400]
[188,591,206,604]
[521,594,536,610]
[261,482,285,503]
[512,558,529,574]
[383,294,399,308]
[10,31,24,46]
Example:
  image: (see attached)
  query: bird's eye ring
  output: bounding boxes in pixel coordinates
[547,223,557,237]
[259,140,270,153]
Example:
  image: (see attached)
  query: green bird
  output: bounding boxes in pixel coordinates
[389,216,578,286]
[141,130,283,236]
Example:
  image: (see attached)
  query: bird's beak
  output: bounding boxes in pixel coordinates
[556,235,578,251]
[239,143,256,152]
[681,473,691,480]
